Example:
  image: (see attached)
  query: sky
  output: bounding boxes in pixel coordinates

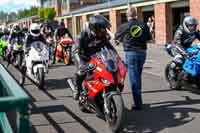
[0,0,38,12]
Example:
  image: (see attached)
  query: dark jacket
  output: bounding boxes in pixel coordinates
[74,30,115,67]
[25,33,46,49]
[54,26,73,41]
[115,19,151,51]
[8,31,25,45]
[174,25,200,49]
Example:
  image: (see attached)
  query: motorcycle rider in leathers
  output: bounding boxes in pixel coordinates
[172,16,200,68]
[73,15,117,100]
[7,24,25,65]
[53,21,73,64]
[20,23,46,84]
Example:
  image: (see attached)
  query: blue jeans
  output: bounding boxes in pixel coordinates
[125,51,146,108]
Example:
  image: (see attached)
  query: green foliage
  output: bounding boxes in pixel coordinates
[38,8,56,21]
[17,7,38,19]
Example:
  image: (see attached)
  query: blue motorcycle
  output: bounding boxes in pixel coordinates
[165,43,200,90]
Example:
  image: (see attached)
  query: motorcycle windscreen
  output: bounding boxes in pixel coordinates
[31,41,46,52]
[99,48,118,73]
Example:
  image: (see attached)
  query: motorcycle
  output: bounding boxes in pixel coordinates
[68,47,127,132]
[7,37,24,68]
[56,35,73,65]
[0,39,7,59]
[20,41,49,90]
[165,43,200,90]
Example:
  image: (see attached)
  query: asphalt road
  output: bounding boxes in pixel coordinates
[2,44,200,133]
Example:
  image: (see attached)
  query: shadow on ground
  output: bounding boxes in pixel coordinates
[122,96,200,133]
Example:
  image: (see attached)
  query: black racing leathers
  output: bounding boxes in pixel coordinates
[174,25,200,50]
[73,30,116,95]
[74,30,116,68]
[8,31,25,45]
[24,34,46,52]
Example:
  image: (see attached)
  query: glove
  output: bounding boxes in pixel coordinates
[114,40,120,46]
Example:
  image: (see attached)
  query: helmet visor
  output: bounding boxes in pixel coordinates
[187,24,197,32]
[31,29,40,34]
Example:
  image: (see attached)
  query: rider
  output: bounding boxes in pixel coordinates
[172,16,200,65]
[8,24,25,45]
[40,20,54,39]
[174,16,200,50]
[0,28,3,38]
[22,25,29,37]
[53,21,73,63]
[73,15,116,100]
[1,27,9,41]
[21,23,46,82]
[24,23,46,54]
[7,24,24,64]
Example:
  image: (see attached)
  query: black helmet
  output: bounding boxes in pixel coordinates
[41,21,52,35]
[12,24,21,34]
[59,20,65,28]
[183,16,198,33]
[89,15,111,33]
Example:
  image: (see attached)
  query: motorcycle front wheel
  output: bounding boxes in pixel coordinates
[105,94,124,132]
[19,66,26,86]
[165,62,181,90]
[16,53,23,68]
[37,68,45,90]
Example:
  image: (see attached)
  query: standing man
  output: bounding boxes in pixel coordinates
[115,7,151,110]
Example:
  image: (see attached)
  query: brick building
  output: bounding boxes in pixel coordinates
[55,0,200,44]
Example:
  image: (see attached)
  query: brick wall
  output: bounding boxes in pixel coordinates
[190,0,200,28]
[109,10,121,33]
[82,15,88,30]
[55,0,62,17]
[154,3,172,44]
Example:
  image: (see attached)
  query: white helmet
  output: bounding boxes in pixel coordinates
[30,23,40,37]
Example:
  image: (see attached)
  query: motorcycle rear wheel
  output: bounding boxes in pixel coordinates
[105,94,124,132]
[63,50,70,65]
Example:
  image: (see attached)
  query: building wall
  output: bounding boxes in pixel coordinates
[154,3,172,44]
[190,0,200,28]
[23,0,199,44]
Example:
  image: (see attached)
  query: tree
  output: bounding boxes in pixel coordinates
[38,8,56,21]
[17,7,38,19]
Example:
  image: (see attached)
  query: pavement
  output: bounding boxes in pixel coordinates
[2,44,200,133]
[115,43,171,77]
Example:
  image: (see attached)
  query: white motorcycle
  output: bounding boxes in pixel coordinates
[20,41,49,90]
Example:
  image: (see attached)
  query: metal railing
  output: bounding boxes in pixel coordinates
[0,64,30,133]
